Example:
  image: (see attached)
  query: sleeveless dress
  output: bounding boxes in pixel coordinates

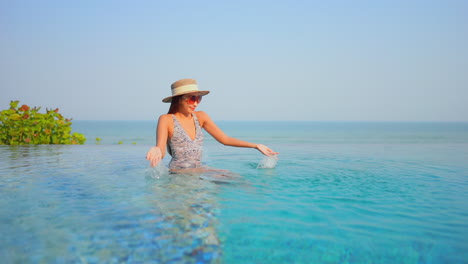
[168,114,204,170]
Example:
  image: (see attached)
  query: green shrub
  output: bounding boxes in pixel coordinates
[0,100,86,145]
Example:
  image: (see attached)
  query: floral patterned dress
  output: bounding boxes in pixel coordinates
[168,114,204,170]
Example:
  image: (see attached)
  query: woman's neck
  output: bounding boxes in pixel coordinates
[174,112,192,120]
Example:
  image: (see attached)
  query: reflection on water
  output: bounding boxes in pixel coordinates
[2,137,467,263]
[145,169,224,263]
[1,145,66,171]
[0,145,228,263]
[143,163,248,262]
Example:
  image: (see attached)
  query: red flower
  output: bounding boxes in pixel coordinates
[19,104,30,111]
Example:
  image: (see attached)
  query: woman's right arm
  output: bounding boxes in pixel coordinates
[146,115,170,167]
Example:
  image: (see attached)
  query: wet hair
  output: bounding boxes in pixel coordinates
[167,95,182,114]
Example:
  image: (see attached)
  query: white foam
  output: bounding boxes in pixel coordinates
[257,155,278,169]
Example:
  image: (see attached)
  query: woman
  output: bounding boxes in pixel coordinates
[146,78,278,170]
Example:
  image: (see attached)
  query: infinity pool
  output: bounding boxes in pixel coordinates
[1,122,467,263]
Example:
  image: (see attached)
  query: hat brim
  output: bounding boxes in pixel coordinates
[162,90,210,103]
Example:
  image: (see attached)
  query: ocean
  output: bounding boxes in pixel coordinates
[1,121,467,263]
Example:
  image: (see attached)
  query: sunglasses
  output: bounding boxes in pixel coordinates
[183,94,203,104]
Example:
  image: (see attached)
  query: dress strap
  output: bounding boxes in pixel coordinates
[192,113,201,129]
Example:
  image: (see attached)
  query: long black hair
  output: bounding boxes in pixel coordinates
[167,95,182,114]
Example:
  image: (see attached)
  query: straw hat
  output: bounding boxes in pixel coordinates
[162,78,210,103]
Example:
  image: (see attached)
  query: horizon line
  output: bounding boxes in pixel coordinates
[72,119,468,123]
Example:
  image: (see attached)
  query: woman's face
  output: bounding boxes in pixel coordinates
[178,93,202,113]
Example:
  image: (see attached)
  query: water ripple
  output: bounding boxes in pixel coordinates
[1,142,467,263]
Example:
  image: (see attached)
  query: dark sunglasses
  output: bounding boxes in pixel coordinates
[184,94,202,104]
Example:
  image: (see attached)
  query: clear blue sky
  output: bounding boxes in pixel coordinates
[1,0,467,121]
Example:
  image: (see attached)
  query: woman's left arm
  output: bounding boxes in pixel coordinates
[198,111,279,156]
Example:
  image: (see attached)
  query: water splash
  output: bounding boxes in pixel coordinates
[146,162,169,179]
[257,155,278,169]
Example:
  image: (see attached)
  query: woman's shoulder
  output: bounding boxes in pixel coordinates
[159,113,172,118]
[194,111,213,127]
[194,111,211,121]
[158,114,173,123]
[157,114,174,132]
[194,111,208,117]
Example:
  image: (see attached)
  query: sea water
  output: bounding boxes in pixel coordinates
[1,121,467,263]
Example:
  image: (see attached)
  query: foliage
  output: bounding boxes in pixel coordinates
[0,100,86,145]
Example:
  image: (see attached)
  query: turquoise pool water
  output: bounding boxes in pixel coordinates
[1,121,467,263]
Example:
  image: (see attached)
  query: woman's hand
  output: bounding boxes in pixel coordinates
[146,146,162,167]
[256,144,279,156]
